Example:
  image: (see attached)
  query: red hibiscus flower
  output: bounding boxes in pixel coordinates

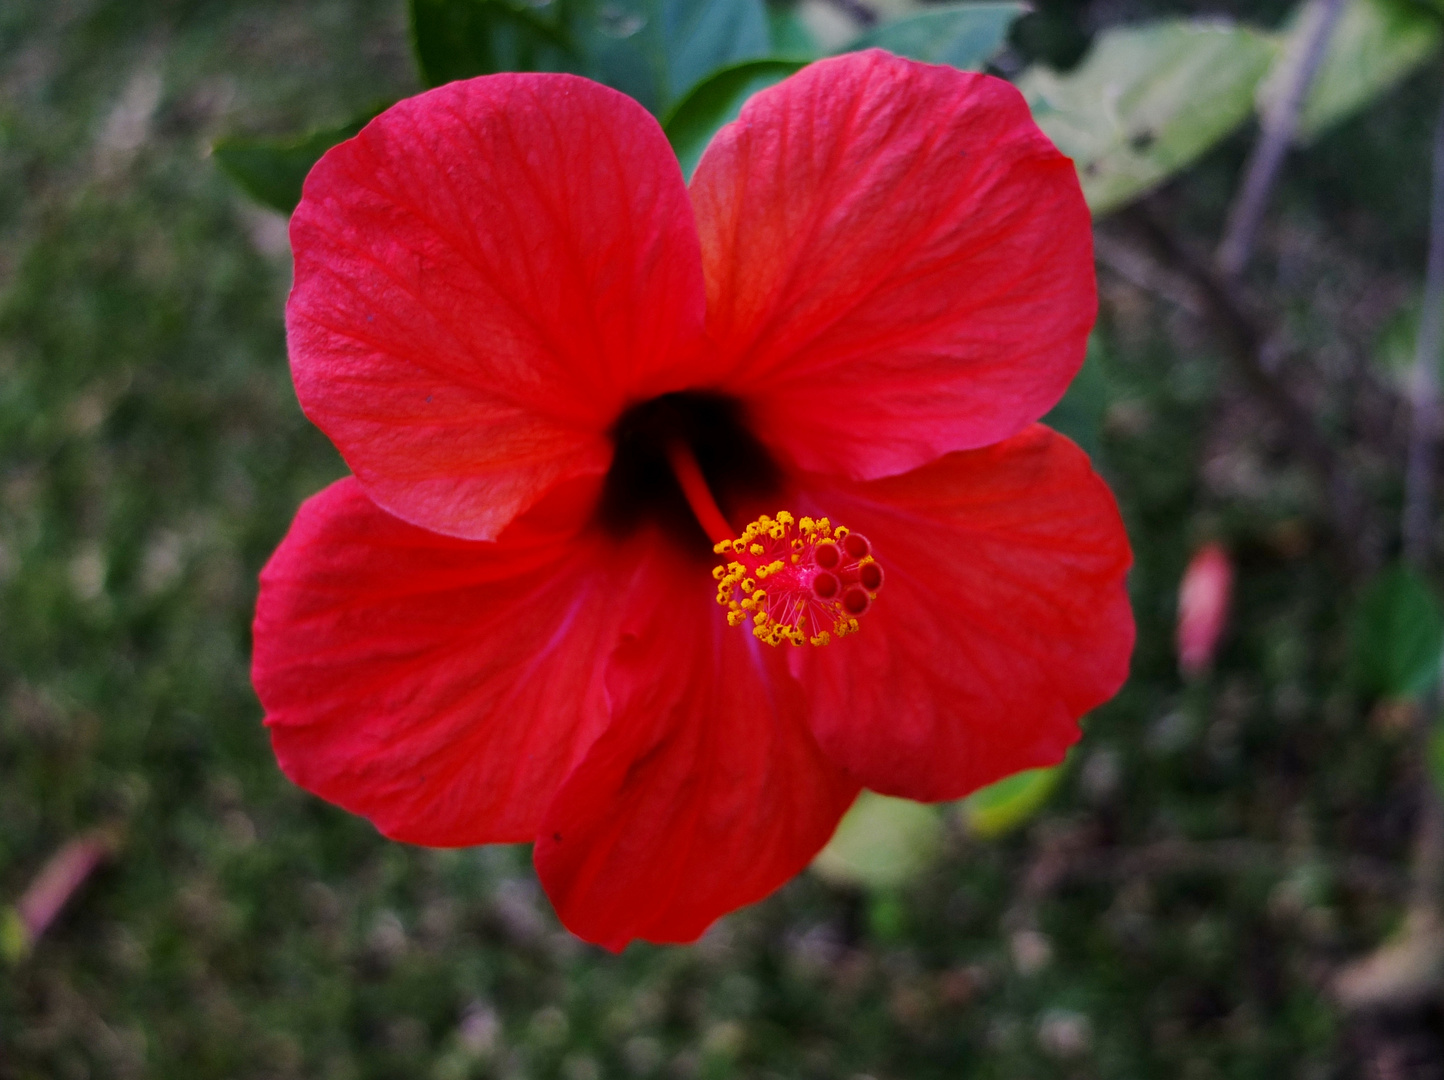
[252,49,1134,950]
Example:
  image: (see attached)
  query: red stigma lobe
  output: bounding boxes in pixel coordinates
[713,512,884,646]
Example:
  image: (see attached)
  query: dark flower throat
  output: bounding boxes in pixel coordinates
[598,392,782,553]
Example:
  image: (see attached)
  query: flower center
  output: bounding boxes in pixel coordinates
[712,512,884,647]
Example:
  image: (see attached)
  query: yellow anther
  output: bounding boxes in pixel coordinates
[713,509,881,649]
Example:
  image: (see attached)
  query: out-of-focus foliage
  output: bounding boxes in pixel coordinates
[212,109,384,216]
[1043,337,1109,461]
[1373,297,1424,386]
[410,0,582,86]
[1,907,27,965]
[1019,22,1279,217]
[216,0,1024,207]
[1352,564,1444,699]
[664,58,807,177]
[844,1,1024,67]
[664,2,1023,178]
[962,765,1067,838]
[587,0,772,113]
[811,792,945,889]
[1263,0,1440,143]
[214,0,1444,222]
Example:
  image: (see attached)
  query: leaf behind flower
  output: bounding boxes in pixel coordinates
[212,106,388,215]
[1019,20,1279,217]
[410,0,583,88]
[1352,563,1444,700]
[842,1,1027,69]
[663,58,807,178]
[811,792,945,890]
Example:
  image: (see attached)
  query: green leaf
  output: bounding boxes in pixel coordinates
[0,907,28,965]
[767,3,823,58]
[963,764,1065,838]
[1353,563,1444,699]
[1261,0,1441,144]
[1018,21,1280,217]
[841,1,1026,69]
[589,0,771,115]
[409,0,581,88]
[1429,722,1444,795]
[212,107,387,215]
[811,791,945,890]
[1043,335,1109,461]
[866,892,908,941]
[1372,294,1426,389]
[663,58,807,178]
[661,3,1027,181]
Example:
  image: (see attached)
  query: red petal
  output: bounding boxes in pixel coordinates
[791,426,1133,800]
[253,477,627,846]
[533,534,859,950]
[691,51,1095,481]
[288,75,708,541]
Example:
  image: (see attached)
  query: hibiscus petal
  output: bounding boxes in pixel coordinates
[691,51,1095,481]
[533,535,859,950]
[253,477,627,846]
[288,74,708,541]
[791,426,1134,801]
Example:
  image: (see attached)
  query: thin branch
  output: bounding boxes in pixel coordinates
[1092,231,1205,316]
[1405,78,1444,941]
[1402,97,1444,567]
[1216,0,1349,277]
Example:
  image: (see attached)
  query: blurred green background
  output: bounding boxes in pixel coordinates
[3,0,1444,1076]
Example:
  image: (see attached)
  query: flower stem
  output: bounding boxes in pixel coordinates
[665,440,735,546]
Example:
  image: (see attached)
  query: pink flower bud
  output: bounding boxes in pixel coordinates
[15,829,119,947]
[1177,543,1233,678]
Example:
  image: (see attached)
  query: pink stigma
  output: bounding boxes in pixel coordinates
[713,512,884,646]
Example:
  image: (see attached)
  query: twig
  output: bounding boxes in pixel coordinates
[1092,231,1205,316]
[1216,0,1349,277]
[1402,98,1444,567]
